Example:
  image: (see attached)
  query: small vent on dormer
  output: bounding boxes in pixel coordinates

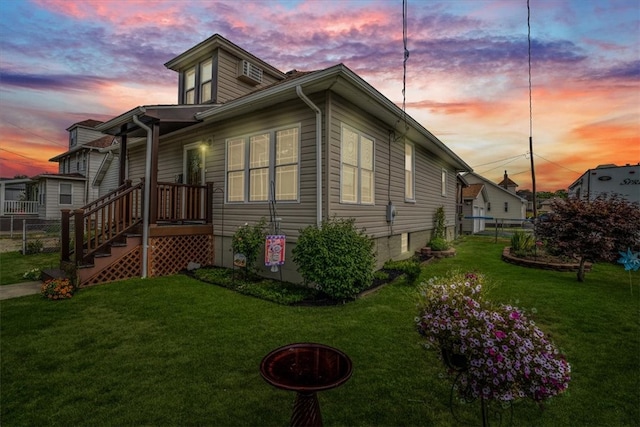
[238,60,263,85]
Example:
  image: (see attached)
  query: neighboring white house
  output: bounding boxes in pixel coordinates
[26,120,120,219]
[463,171,528,226]
[568,163,640,204]
[461,183,488,234]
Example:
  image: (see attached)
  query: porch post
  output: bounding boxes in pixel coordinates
[119,132,127,186]
[206,182,214,224]
[149,123,160,225]
[73,209,84,266]
[61,209,70,262]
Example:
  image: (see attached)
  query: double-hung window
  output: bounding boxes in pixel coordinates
[59,183,72,205]
[226,125,300,203]
[405,142,415,200]
[341,126,374,204]
[184,67,196,104]
[200,59,212,103]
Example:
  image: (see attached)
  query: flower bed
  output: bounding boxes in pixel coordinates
[502,247,591,272]
[416,271,570,404]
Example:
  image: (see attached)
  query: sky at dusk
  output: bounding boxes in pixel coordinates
[0,0,638,191]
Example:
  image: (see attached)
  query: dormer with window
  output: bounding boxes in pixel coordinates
[165,34,286,106]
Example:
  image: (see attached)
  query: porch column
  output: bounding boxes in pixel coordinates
[118,132,127,186]
[149,122,160,225]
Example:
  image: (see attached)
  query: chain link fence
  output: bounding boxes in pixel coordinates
[0,218,70,254]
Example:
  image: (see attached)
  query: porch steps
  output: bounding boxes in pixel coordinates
[77,234,142,287]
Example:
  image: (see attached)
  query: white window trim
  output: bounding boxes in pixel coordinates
[340,124,375,205]
[405,141,415,202]
[225,124,301,204]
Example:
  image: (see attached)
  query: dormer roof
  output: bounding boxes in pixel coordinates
[164,33,286,81]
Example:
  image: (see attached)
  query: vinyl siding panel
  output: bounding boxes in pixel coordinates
[327,93,459,246]
[216,49,282,103]
[98,154,120,196]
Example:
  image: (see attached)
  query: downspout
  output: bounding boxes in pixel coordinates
[296,85,322,227]
[132,114,152,278]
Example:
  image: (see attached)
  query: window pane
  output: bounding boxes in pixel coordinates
[361,137,373,169]
[250,134,269,168]
[342,165,358,203]
[227,171,244,202]
[342,128,358,166]
[227,139,245,170]
[441,169,447,196]
[276,165,298,200]
[185,68,195,89]
[361,169,374,204]
[276,128,298,165]
[405,143,414,199]
[405,170,413,199]
[201,82,211,103]
[250,168,269,201]
[60,184,72,205]
[185,89,195,104]
[201,59,212,81]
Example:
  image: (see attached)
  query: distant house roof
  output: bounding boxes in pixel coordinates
[463,183,485,199]
[31,173,85,181]
[498,170,518,188]
[49,136,118,161]
[66,119,104,131]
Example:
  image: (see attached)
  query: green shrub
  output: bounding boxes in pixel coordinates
[428,237,449,251]
[22,268,41,281]
[373,270,390,281]
[231,218,267,276]
[293,217,375,300]
[25,240,43,255]
[383,258,421,286]
[433,206,447,240]
[510,230,534,253]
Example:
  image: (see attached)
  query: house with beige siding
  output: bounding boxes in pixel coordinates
[22,120,120,220]
[462,171,527,226]
[61,34,472,286]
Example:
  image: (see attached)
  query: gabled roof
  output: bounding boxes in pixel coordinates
[462,172,527,202]
[195,63,472,172]
[463,183,485,199]
[498,176,518,188]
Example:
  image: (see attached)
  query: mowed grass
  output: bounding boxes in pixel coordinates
[1,236,638,426]
[0,250,60,285]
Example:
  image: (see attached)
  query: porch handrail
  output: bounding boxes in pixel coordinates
[156,181,213,223]
[61,180,144,264]
[2,200,39,215]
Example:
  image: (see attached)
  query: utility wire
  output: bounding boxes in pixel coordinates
[402,0,409,132]
[0,119,67,148]
[527,0,538,216]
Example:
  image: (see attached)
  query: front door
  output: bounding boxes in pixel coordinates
[183,143,205,219]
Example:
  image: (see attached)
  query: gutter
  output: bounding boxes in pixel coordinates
[295,86,323,227]
[132,114,152,278]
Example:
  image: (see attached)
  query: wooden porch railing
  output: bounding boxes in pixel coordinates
[156,182,213,223]
[61,180,213,265]
[61,180,143,265]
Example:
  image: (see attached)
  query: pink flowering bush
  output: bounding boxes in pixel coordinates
[416,271,570,403]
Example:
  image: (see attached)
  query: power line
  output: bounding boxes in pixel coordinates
[0,119,67,148]
[533,152,581,174]
[0,147,47,163]
[472,153,527,168]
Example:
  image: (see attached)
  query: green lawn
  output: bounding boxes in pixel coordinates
[0,250,60,285]
[1,236,638,426]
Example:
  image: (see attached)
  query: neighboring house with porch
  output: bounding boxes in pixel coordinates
[462,171,527,226]
[568,163,640,204]
[25,120,120,220]
[461,183,488,234]
[0,177,37,216]
[61,34,472,286]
